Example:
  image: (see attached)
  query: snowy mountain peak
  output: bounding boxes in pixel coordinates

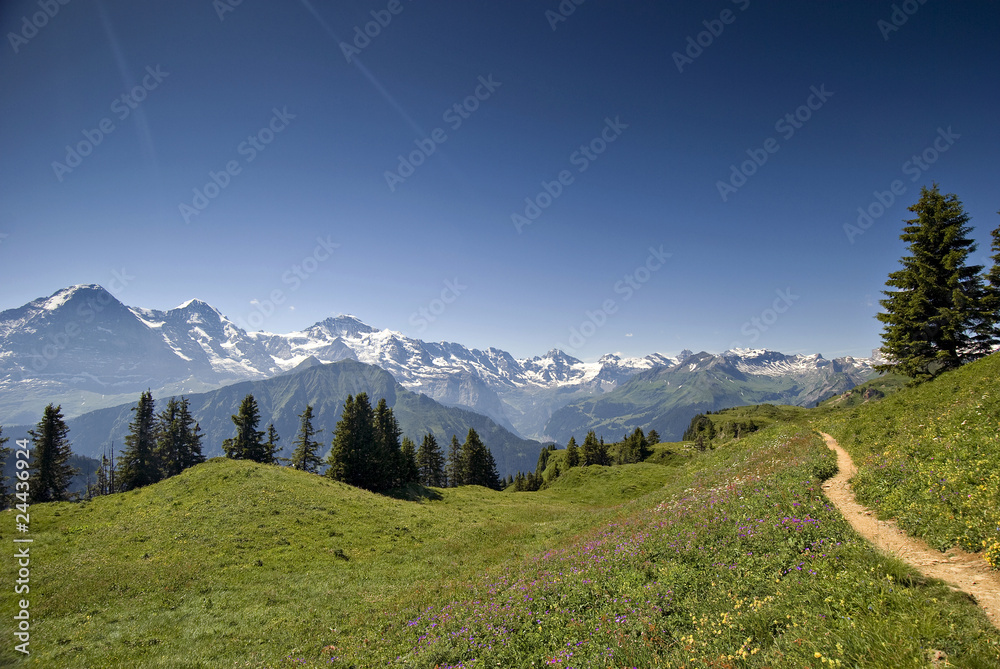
[308,314,378,339]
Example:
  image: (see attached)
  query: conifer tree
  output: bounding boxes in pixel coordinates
[399,437,419,485]
[290,405,323,473]
[445,434,465,487]
[463,428,501,490]
[620,428,650,464]
[155,397,205,479]
[327,393,376,489]
[119,391,161,491]
[28,404,77,503]
[564,436,579,468]
[647,429,661,446]
[416,433,446,487]
[983,215,1000,339]
[88,450,117,498]
[223,394,266,461]
[262,424,281,465]
[876,185,993,379]
[581,430,607,466]
[373,398,403,490]
[0,426,10,508]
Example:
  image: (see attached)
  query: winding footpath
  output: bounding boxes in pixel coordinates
[818,432,1000,630]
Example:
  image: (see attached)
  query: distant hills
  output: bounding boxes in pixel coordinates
[3,359,542,478]
[544,349,877,442]
[0,285,878,443]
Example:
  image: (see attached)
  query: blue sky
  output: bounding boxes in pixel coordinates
[1,1,997,361]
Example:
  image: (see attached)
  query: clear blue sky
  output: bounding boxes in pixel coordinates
[1,1,997,361]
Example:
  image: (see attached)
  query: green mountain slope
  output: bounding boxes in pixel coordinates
[823,352,1000,554]
[7,360,541,477]
[545,351,872,443]
[4,425,998,667]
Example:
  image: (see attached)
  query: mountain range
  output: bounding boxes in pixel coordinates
[0,285,879,444]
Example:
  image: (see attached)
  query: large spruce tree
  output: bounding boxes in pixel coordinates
[119,391,161,491]
[876,185,993,379]
[373,398,403,490]
[416,433,446,487]
[462,428,501,490]
[399,437,419,486]
[154,397,205,478]
[327,393,376,489]
[290,405,323,473]
[28,404,77,503]
[223,394,267,462]
[445,435,465,487]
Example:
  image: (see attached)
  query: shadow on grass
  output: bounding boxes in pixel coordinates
[386,483,444,502]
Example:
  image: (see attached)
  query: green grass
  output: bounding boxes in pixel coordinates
[5,425,1000,667]
[821,352,1000,554]
[0,458,677,668]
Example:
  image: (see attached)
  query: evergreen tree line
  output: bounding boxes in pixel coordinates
[876,185,1000,380]
[506,427,657,492]
[0,389,506,507]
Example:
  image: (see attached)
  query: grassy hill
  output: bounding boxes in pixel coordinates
[822,353,1000,555]
[5,419,1000,666]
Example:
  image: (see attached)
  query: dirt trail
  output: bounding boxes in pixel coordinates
[818,432,1000,630]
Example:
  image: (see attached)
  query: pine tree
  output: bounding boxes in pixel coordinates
[87,450,117,498]
[400,437,419,485]
[416,433,445,487]
[581,430,607,466]
[0,426,10,508]
[983,215,1000,340]
[223,394,266,461]
[876,185,992,379]
[262,424,281,465]
[290,405,323,473]
[28,404,77,503]
[445,435,465,487]
[463,428,501,490]
[119,391,161,491]
[620,428,650,464]
[327,393,376,489]
[373,398,403,490]
[647,429,661,446]
[564,436,579,468]
[155,397,205,478]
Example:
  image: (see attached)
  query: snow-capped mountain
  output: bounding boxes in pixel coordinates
[0,285,877,438]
